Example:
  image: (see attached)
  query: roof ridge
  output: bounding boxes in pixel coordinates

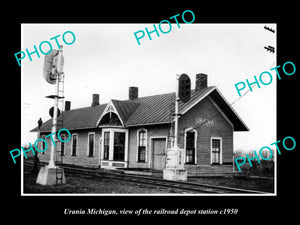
[133,86,216,100]
[31,86,225,132]
[68,87,216,109]
[133,91,175,101]
[63,103,107,112]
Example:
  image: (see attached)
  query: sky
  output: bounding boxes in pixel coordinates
[21,23,276,151]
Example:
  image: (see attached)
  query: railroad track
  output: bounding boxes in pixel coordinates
[24,161,267,194]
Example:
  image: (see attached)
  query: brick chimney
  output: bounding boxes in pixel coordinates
[65,101,71,111]
[129,87,138,100]
[91,94,100,107]
[195,73,208,91]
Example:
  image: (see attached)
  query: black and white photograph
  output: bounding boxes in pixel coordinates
[21,23,276,195]
[4,5,298,221]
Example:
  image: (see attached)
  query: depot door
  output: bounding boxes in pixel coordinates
[152,138,166,170]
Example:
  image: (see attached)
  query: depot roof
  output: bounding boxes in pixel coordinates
[31,86,249,133]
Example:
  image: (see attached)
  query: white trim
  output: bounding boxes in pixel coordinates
[213,87,249,131]
[208,96,234,128]
[184,127,197,164]
[136,128,148,163]
[96,103,111,127]
[71,133,78,156]
[96,100,125,127]
[108,131,114,161]
[110,101,125,126]
[210,136,222,165]
[101,130,110,160]
[100,128,129,168]
[149,136,168,169]
[98,135,102,166]
[59,133,66,156]
[87,132,95,157]
[173,86,249,131]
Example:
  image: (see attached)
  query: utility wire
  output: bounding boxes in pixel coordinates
[190,59,276,131]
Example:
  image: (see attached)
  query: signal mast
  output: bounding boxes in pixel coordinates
[36,46,66,185]
[163,74,191,181]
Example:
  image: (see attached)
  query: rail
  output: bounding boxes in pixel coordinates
[24,161,268,194]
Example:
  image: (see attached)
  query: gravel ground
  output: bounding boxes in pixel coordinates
[23,172,181,194]
[23,171,274,194]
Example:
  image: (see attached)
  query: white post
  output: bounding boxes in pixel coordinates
[174,92,179,149]
[48,49,63,168]
[174,76,184,169]
[173,74,180,149]
[163,74,187,181]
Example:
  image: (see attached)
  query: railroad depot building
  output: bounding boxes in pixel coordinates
[31,74,249,176]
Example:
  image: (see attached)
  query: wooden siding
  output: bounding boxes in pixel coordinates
[128,124,169,169]
[178,97,233,166]
[127,97,234,175]
[37,95,234,175]
[39,129,101,168]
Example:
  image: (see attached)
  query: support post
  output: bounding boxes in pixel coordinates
[32,118,42,173]
[48,72,60,168]
[163,75,187,181]
[36,48,66,185]
[48,48,63,168]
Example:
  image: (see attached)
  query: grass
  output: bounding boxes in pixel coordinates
[234,150,275,177]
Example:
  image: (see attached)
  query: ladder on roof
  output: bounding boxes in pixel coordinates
[55,72,65,185]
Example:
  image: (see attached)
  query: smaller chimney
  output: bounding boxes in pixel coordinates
[91,94,99,107]
[195,73,208,91]
[129,87,138,100]
[65,101,71,111]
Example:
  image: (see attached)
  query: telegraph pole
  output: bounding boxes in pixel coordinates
[264,25,275,54]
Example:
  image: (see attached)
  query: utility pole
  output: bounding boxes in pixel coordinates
[264,25,275,54]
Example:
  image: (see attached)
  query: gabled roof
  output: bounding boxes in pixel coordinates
[31,104,107,132]
[110,99,141,126]
[208,87,249,131]
[125,92,175,126]
[31,86,249,133]
[177,86,249,131]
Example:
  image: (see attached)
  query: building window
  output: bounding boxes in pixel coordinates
[138,129,147,162]
[88,133,95,157]
[185,131,196,164]
[71,134,78,156]
[113,132,125,161]
[60,134,65,156]
[211,138,221,164]
[103,132,110,160]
